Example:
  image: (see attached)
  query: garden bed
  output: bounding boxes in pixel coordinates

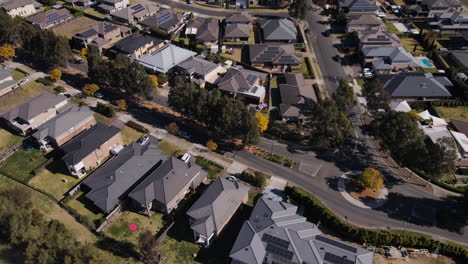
[244,145,294,168]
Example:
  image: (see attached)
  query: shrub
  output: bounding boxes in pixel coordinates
[206,140,218,151]
[196,156,224,180]
[126,121,149,133]
[82,83,99,96]
[54,86,65,93]
[241,169,270,188]
[96,102,115,118]
[36,77,53,86]
[165,122,179,135]
[304,58,315,79]
[358,168,384,190]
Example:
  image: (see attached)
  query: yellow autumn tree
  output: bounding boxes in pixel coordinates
[255,112,269,132]
[49,68,62,82]
[117,99,127,111]
[206,140,217,151]
[80,48,87,60]
[408,110,421,121]
[358,168,384,191]
[82,83,100,96]
[0,44,15,60]
[150,75,158,87]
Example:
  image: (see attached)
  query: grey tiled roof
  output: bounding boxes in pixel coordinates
[32,106,94,141]
[187,178,249,237]
[382,73,453,98]
[230,197,374,264]
[139,8,183,31]
[225,12,252,23]
[196,18,219,42]
[82,141,166,213]
[224,23,250,38]
[128,157,205,207]
[111,3,158,22]
[61,123,121,166]
[0,0,34,11]
[260,18,297,41]
[176,56,218,77]
[279,73,317,119]
[217,67,266,93]
[1,92,68,122]
[114,34,163,54]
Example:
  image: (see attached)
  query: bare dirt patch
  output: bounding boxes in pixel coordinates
[346,178,382,200]
[373,253,455,264]
[53,16,100,38]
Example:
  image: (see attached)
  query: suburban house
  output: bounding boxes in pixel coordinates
[429,11,468,33]
[279,73,317,123]
[139,8,184,33]
[217,67,267,104]
[223,12,252,42]
[137,44,196,74]
[346,14,382,32]
[64,0,96,8]
[0,92,69,135]
[73,22,132,53]
[380,73,453,100]
[338,0,378,14]
[185,17,220,46]
[187,177,249,248]
[25,8,73,30]
[447,51,468,68]
[417,110,454,146]
[358,29,401,49]
[111,2,158,24]
[389,100,412,112]
[113,34,164,61]
[451,118,468,158]
[451,130,468,158]
[229,197,374,264]
[259,18,297,43]
[0,0,36,17]
[81,141,167,213]
[173,56,225,88]
[97,0,129,14]
[61,123,123,178]
[128,156,207,215]
[249,44,302,70]
[0,68,17,97]
[423,0,462,18]
[361,46,420,73]
[31,106,96,151]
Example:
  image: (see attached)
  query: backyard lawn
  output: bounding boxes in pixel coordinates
[158,140,186,157]
[121,126,144,145]
[292,58,312,78]
[385,22,399,34]
[28,160,81,200]
[0,129,22,153]
[83,8,106,19]
[10,69,26,81]
[0,81,50,114]
[64,191,104,227]
[435,106,468,121]
[400,38,426,55]
[104,210,166,244]
[52,16,100,38]
[0,148,47,182]
[221,49,241,62]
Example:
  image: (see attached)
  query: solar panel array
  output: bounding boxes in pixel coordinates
[246,74,258,85]
[104,23,118,33]
[277,56,296,64]
[265,244,294,260]
[157,12,172,24]
[256,47,281,62]
[46,12,69,24]
[132,4,145,12]
[351,0,378,11]
[79,28,98,38]
[316,236,357,253]
[262,233,290,248]
[324,252,354,264]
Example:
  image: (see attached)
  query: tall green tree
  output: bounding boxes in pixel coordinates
[362,79,391,110]
[333,79,355,114]
[425,137,457,181]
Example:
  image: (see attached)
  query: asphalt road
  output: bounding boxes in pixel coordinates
[150,0,288,17]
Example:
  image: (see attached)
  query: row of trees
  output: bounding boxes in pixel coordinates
[371,111,457,182]
[168,76,259,145]
[0,187,112,264]
[289,0,307,19]
[0,11,72,69]
[87,52,156,99]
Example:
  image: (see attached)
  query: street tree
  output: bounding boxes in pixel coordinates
[333,79,355,114]
[150,75,158,87]
[206,140,218,151]
[425,137,457,183]
[358,168,384,191]
[335,10,348,24]
[117,99,127,111]
[256,112,269,132]
[165,122,179,135]
[49,68,62,82]
[362,79,390,110]
[0,43,15,60]
[83,83,100,96]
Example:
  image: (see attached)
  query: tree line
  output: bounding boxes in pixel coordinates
[168,76,259,146]
[0,11,72,70]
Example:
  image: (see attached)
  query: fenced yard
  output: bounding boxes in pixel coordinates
[52,16,101,38]
[434,106,468,121]
[0,148,48,182]
[0,129,22,154]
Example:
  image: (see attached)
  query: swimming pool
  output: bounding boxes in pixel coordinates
[418,57,434,68]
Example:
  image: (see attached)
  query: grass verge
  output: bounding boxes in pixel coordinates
[158,140,186,157]
[120,126,144,145]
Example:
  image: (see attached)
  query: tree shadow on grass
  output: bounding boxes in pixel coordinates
[96,236,138,259]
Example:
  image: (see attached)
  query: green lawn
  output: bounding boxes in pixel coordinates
[83,8,106,19]
[158,140,186,157]
[94,113,113,125]
[121,126,144,145]
[356,78,365,87]
[0,81,50,114]
[393,0,406,5]
[195,156,224,180]
[28,160,81,200]
[64,191,104,227]
[0,129,22,153]
[385,22,399,34]
[400,38,426,55]
[0,148,47,182]
[10,69,26,81]
[292,58,312,78]
[246,188,261,207]
[104,211,166,244]
[435,106,468,121]
[221,49,241,62]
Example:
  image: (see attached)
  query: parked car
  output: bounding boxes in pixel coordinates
[178,131,191,139]
[18,78,30,85]
[181,153,191,163]
[94,92,103,99]
[227,176,237,182]
[137,136,149,145]
[256,103,268,111]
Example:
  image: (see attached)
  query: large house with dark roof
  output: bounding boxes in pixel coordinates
[249,44,302,70]
[279,73,317,123]
[139,8,184,33]
[223,12,252,42]
[111,2,158,24]
[97,0,129,14]
[129,156,206,215]
[338,0,378,13]
[61,123,123,178]
[32,106,96,151]
[25,8,73,30]
[358,29,400,49]
[229,197,374,264]
[1,92,69,135]
[380,73,453,100]
[173,56,224,88]
[0,68,17,97]
[185,17,220,46]
[187,177,249,247]
[0,0,36,17]
[113,34,164,61]
[217,67,267,104]
[346,14,382,32]
[73,22,132,53]
[260,18,297,43]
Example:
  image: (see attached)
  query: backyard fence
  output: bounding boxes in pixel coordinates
[0,139,25,162]
[155,221,175,244]
[33,157,55,175]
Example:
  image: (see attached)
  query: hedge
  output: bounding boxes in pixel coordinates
[96,102,115,118]
[304,57,315,79]
[241,169,271,188]
[36,77,53,86]
[14,68,28,75]
[285,186,468,260]
[411,167,467,194]
[126,121,149,134]
[313,83,321,101]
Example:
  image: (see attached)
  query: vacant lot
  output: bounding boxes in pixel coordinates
[53,16,100,38]
[0,148,47,182]
[0,129,22,153]
[0,81,50,115]
[121,126,143,145]
[435,106,468,121]
[29,160,81,200]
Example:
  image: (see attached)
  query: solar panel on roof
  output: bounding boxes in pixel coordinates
[262,233,290,249]
[324,252,354,264]
[246,74,258,84]
[316,236,357,253]
[265,244,294,260]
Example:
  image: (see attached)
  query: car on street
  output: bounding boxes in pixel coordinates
[94,92,103,99]
[18,78,30,85]
[333,55,342,62]
[178,131,191,139]
[137,136,149,145]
